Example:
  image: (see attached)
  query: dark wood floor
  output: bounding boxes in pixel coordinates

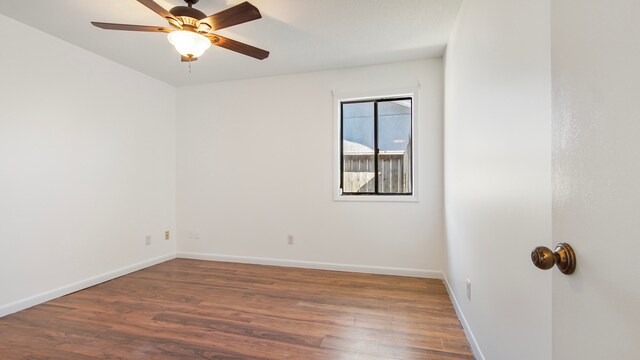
[0,259,473,359]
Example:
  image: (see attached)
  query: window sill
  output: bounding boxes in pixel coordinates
[333,194,419,203]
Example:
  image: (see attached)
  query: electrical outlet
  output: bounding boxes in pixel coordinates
[189,231,200,240]
[466,279,472,301]
[145,235,151,246]
[287,234,294,245]
[164,231,170,240]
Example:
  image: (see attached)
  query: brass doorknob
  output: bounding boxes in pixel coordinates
[531,243,576,275]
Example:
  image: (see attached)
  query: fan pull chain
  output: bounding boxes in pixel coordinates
[188,59,192,74]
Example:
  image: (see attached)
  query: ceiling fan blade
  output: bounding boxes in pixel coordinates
[136,0,176,20]
[208,34,269,60]
[201,1,262,31]
[181,56,198,62]
[92,22,172,33]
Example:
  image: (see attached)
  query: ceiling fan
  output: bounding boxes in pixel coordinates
[91,0,269,63]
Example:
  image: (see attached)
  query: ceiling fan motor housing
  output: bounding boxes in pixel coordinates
[170,6,207,20]
[168,5,211,32]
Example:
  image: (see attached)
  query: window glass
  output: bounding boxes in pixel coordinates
[377,100,412,194]
[342,102,375,193]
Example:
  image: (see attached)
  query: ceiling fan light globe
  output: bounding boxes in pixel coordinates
[167,30,211,57]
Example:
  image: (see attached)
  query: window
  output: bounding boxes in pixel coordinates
[340,97,413,196]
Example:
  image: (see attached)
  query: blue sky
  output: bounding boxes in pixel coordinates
[342,100,411,151]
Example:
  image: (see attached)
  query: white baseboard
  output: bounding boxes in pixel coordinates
[442,274,485,360]
[177,251,442,279]
[0,253,176,318]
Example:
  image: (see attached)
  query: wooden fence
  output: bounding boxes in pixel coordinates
[343,151,411,193]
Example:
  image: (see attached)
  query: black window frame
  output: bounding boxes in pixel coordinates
[340,96,413,196]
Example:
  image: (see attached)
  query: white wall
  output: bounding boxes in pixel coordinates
[176,59,444,275]
[551,1,640,358]
[0,14,176,315]
[444,0,552,359]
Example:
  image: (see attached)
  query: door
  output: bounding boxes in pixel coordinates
[551,0,640,358]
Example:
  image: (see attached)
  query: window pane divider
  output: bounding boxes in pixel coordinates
[373,100,379,194]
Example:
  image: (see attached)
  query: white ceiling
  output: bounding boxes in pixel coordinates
[0,0,461,86]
